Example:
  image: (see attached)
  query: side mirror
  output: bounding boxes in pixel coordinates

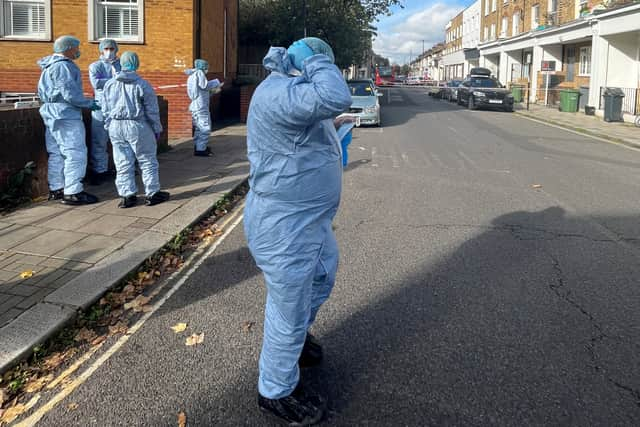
[376,92,384,97]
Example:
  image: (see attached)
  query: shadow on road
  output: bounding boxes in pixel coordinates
[179,206,640,425]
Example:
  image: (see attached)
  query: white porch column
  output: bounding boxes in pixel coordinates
[588,22,609,109]
[531,43,543,102]
[499,51,509,86]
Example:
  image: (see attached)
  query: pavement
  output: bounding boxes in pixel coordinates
[31,87,640,426]
[0,125,249,372]
[515,103,639,149]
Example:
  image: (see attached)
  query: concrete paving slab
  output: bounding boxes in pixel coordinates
[15,288,54,310]
[0,302,75,371]
[0,225,45,250]
[45,230,169,309]
[0,270,17,281]
[0,222,12,231]
[77,214,139,236]
[0,308,22,328]
[48,270,81,289]
[12,229,87,256]
[6,284,40,297]
[53,235,128,263]
[92,199,181,219]
[15,254,48,266]
[39,210,103,231]
[2,205,66,226]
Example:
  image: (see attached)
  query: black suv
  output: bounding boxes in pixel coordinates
[457,68,514,112]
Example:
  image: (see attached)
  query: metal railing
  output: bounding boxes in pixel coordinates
[599,87,639,115]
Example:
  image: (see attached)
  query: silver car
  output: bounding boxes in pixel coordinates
[340,80,383,127]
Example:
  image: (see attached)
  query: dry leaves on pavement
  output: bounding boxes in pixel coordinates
[0,394,40,423]
[171,323,188,333]
[531,184,543,189]
[178,410,187,427]
[67,402,79,411]
[108,321,129,336]
[19,270,34,279]
[185,333,204,346]
[23,374,54,393]
[123,295,151,311]
[74,328,98,343]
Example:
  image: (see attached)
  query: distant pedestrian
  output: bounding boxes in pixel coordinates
[87,39,121,185]
[245,37,351,425]
[185,59,222,157]
[101,51,170,208]
[37,35,100,205]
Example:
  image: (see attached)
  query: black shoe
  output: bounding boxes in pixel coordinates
[48,189,63,201]
[145,190,170,206]
[61,191,99,205]
[118,195,138,209]
[258,383,326,426]
[194,147,213,157]
[299,334,323,368]
[87,171,113,186]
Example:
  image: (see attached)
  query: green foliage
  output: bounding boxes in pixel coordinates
[0,161,36,212]
[240,0,400,68]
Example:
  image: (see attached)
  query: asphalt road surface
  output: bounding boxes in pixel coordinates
[38,87,640,426]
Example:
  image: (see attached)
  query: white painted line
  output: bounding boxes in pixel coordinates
[457,150,476,167]
[358,146,366,151]
[401,153,409,164]
[430,153,446,169]
[16,206,246,427]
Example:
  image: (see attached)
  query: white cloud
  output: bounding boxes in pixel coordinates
[373,2,463,65]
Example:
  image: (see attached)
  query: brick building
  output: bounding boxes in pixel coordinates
[0,0,238,139]
[477,0,639,120]
[443,11,465,80]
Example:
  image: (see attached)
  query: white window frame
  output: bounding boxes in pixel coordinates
[484,26,488,41]
[579,46,591,76]
[491,0,497,12]
[0,0,51,40]
[532,4,540,28]
[490,23,496,40]
[88,0,144,43]
[512,12,520,36]
[484,0,489,16]
[500,16,508,38]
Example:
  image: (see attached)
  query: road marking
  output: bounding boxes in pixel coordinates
[401,153,409,164]
[430,153,447,169]
[371,146,379,167]
[457,150,476,167]
[16,205,246,427]
[516,114,640,153]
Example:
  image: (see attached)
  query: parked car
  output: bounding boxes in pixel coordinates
[442,80,463,102]
[340,79,383,126]
[457,68,514,112]
[406,76,423,85]
[428,81,446,97]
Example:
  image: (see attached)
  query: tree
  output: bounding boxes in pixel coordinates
[240,0,402,68]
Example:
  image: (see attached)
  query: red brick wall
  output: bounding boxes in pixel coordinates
[0,69,192,138]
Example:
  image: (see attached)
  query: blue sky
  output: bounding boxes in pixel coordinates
[373,0,476,65]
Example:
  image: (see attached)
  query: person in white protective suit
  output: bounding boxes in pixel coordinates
[244,37,352,425]
[101,51,170,208]
[37,35,100,205]
[185,59,222,157]
[87,38,121,185]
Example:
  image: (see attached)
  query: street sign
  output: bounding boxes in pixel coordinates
[541,60,556,72]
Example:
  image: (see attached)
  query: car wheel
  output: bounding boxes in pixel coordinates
[468,96,477,110]
[505,105,514,113]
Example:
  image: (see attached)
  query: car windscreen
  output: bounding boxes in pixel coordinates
[469,78,500,88]
[348,82,375,96]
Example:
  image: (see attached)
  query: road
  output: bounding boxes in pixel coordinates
[37,87,640,426]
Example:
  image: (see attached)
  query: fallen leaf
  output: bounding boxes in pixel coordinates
[0,388,6,406]
[74,327,98,343]
[43,352,65,370]
[178,411,187,427]
[67,402,79,411]
[242,321,255,333]
[171,323,188,333]
[108,321,128,336]
[91,335,107,346]
[20,270,34,279]
[140,305,153,313]
[124,295,151,310]
[24,374,54,393]
[531,184,542,189]
[1,394,40,423]
[185,333,204,346]
[154,270,161,277]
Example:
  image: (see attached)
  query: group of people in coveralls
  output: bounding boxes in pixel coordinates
[39,32,355,425]
[37,35,220,208]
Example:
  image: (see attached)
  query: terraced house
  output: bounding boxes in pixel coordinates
[442,11,465,80]
[0,0,238,138]
[477,0,640,121]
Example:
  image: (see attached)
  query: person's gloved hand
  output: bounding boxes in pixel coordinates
[90,101,101,111]
[287,40,315,72]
